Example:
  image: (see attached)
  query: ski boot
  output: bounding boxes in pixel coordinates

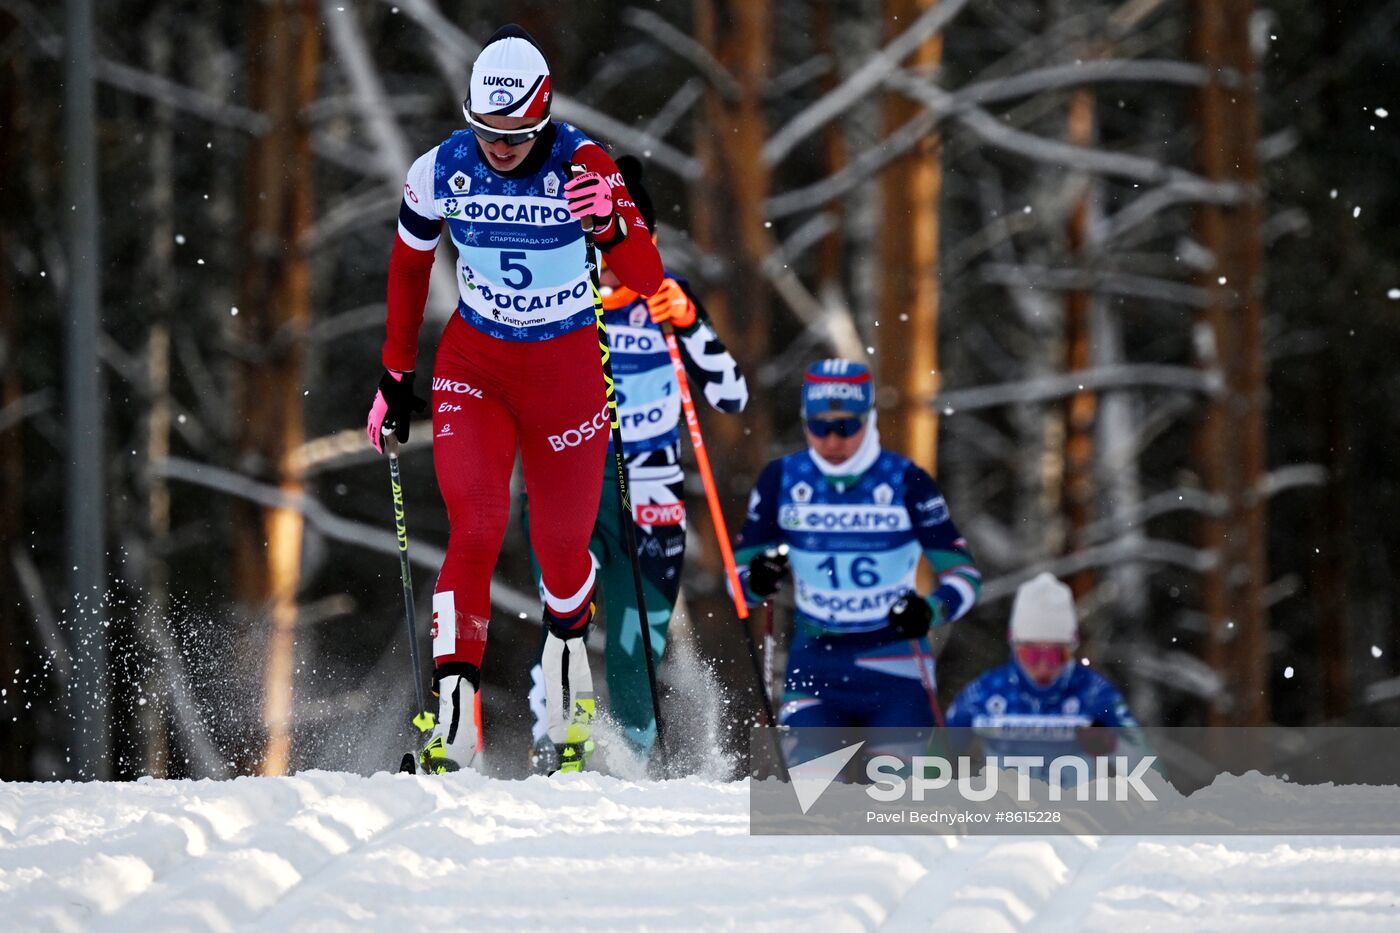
[529,734,560,775]
[541,596,598,775]
[418,668,479,775]
[555,696,596,774]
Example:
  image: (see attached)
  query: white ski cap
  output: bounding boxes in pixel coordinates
[1008,573,1079,644]
[469,28,551,119]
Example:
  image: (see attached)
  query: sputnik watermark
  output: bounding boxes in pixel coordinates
[751,726,1400,835]
[865,754,1158,803]
[787,742,1157,815]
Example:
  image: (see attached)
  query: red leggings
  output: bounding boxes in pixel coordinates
[429,314,608,669]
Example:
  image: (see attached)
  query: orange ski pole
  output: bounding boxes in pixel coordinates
[661,323,780,736]
[660,324,749,622]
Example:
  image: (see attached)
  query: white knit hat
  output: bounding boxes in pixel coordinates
[1008,573,1079,644]
[469,29,551,119]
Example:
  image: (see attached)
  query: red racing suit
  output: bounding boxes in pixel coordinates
[382,120,662,676]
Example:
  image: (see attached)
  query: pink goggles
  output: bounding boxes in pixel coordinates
[1014,643,1072,668]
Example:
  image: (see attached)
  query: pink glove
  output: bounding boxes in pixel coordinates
[563,171,615,229]
[366,369,425,454]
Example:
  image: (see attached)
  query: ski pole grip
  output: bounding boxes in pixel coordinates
[568,163,595,233]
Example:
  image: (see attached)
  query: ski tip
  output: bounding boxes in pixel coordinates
[399,752,417,774]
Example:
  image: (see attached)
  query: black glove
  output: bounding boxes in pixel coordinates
[746,547,789,599]
[887,593,935,639]
[1075,723,1118,756]
[369,369,427,451]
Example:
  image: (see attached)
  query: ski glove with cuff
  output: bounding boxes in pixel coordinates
[646,278,697,329]
[367,369,426,454]
[564,170,619,239]
[747,547,790,599]
[887,593,936,639]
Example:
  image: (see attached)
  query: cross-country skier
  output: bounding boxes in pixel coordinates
[365,25,663,773]
[521,156,748,771]
[944,572,1146,783]
[734,360,982,752]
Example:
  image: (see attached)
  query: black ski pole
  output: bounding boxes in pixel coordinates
[737,595,787,780]
[661,319,777,729]
[740,602,777,728]
[387,436,434,768]
[571,164,668,768]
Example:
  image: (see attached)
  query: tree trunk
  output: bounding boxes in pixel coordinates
[815,1,848,304]
[139,17,176,777]
[63,0,109,780]
[694,0,772,473]
[1059,87,1097,601]
[1190,0,1269,726]
[0,7,28,781]
[1316,370,1348,720]
[234,0,320,775]
[875,0,943,476]
[691,0,773,766]
[844,0,884,336]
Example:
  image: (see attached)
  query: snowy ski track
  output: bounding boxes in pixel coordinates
[3,770,1400,931]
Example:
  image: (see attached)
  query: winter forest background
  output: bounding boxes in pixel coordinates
[1,0,1397,782]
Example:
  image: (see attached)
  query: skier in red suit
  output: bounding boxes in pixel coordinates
[365,24,662,772]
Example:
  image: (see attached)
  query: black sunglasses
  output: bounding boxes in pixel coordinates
[463,106,550,146]
[806,416,866,438]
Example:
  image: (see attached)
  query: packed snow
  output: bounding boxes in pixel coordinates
[3,769,1400,931]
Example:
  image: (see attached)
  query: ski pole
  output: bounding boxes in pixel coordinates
[660,323,749,622]
[760,600,790,781]
[660,322,777,729]
[737,569,779,728]
[572,165,668,766]
[762,600,776,706]
[387,436,435,736]
[911,637,945,729]
[659,325,785,778]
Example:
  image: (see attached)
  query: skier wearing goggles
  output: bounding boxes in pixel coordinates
[945,573,1145,782]
[733,359,982,746]
[366,24,663,775]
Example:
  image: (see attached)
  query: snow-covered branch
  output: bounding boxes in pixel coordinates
[933,363,1220,413]
[765,55,835,100]
[554,100,703,180]
[767,61,1233,222]
[378,0,478,90]
[1262,464,1329,498]
[1078,487,1225,545]
[1101,183,1241,241]
[887,70,1241,200]
[0,389,54,436]
[762,0,974,165]
[325,0,414,179]
[288,425,431,476]
[980,537,1218,603]
[10,547,68,689]
[979,262,1213,309]
[645,78,705,140]
[382,0,700,179]
[622,7,741,100]
[154,456,539,619]
[957,58,1213,107]
[26,30,268,134]
[761,257,868,363]
[765,107,941,219]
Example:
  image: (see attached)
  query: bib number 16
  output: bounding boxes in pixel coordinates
[817,554,880,588]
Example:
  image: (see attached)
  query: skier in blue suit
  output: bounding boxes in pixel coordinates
[734,360,982,747]
[945,573,1145,784]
